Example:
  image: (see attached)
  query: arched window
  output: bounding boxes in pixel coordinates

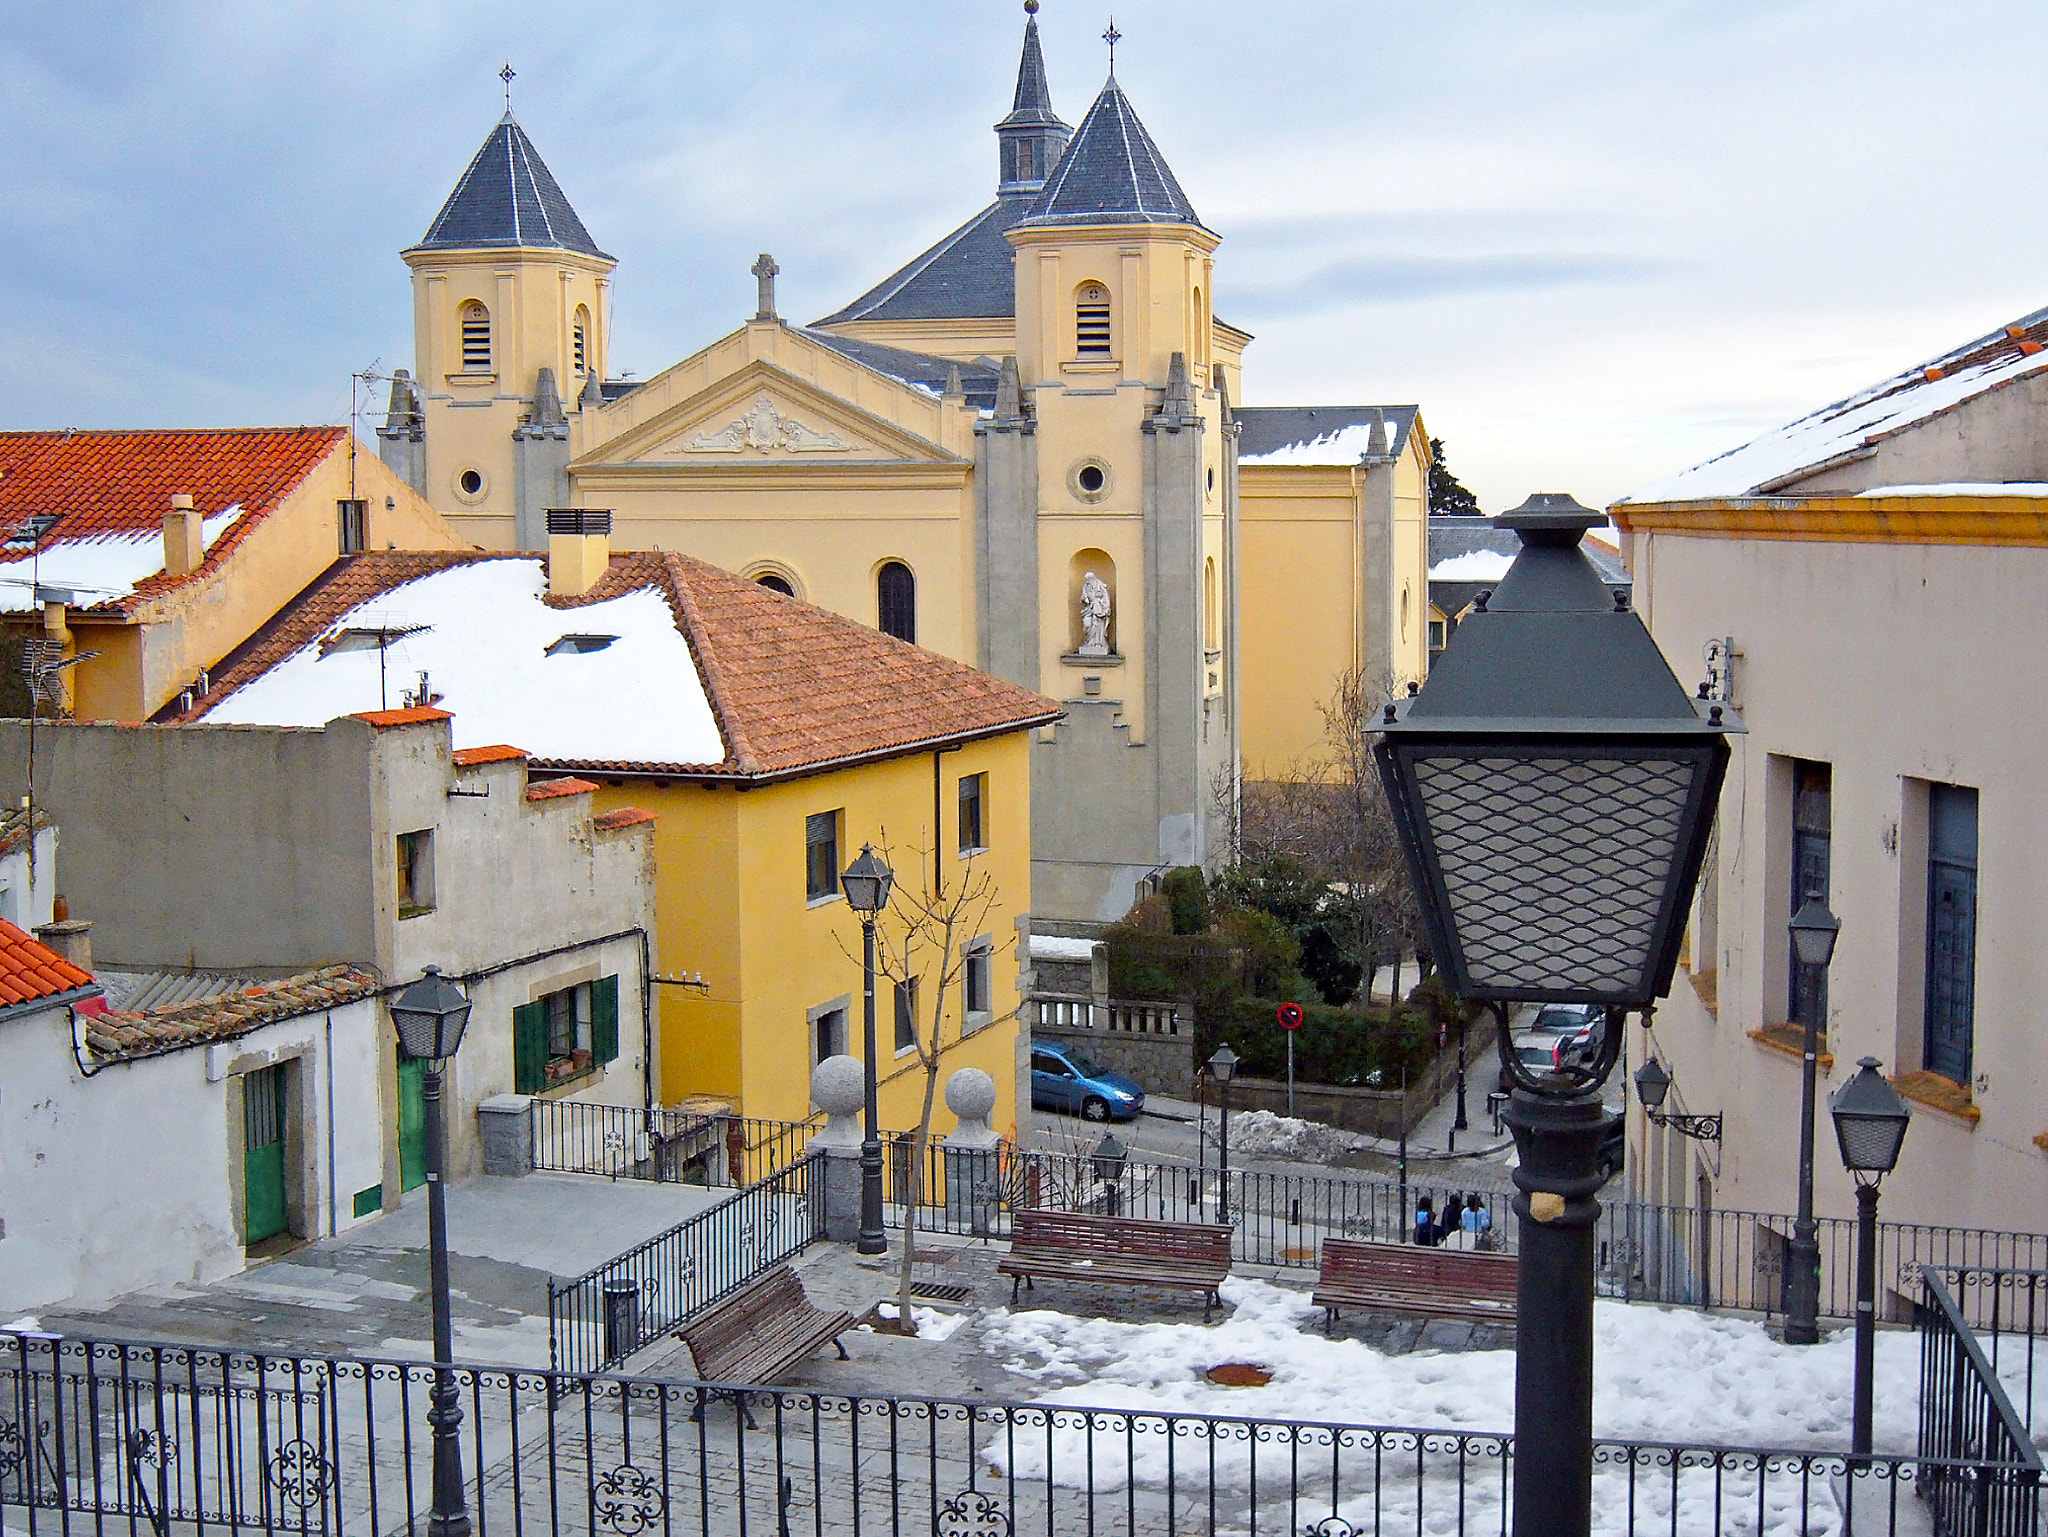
[756,573,795,597]
[1076,283,1112,358]
[572,305,591,377]
[1193,286,1204,366]
[460,302,491,373]
[877,562,916,643]
[1204,556,1219,650]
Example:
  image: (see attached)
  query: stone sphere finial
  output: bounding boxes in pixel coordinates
[809,1054,866,1152]
[943,1067,1000,1149]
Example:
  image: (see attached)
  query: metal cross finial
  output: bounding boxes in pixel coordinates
[500,61,516,109]
[1103,17,1121,71]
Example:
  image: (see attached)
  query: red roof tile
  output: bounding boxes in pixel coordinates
[353,706,454,729]
[452,743,529,766]
[592,807,658,831]
[527,776,599,802]
[81,964,379,1063]
[0,919,96,1007]
[0,427,346,612]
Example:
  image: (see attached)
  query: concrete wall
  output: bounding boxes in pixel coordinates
[1620,521,2048,1238]
[0,995,384,1312]
[1032,1022,1193,1098]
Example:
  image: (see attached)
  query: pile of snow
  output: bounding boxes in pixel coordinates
[1224,1109,1371,1163]
[1427,549,1514,583]
[871,1302,969,1342]
[204,559,725,765]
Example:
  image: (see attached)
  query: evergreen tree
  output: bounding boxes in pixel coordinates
[1428,437,1482,516]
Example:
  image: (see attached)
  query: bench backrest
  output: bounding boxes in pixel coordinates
[680,1265,809,1369]
[1013,1208,1232,1268]
[1320,1237,1518,1299]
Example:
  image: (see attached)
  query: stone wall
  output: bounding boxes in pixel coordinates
[1206,1011,1499,1138]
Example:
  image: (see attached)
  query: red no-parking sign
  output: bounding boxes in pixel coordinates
[1277,1003,1304,1031]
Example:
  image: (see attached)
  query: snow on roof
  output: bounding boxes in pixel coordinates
[203,559,724,764]
[1854,482,2048,497]
[1427,550,1514,583]
[1241,424,1381,466]
[0,507,242,613]
[1028,935,1098,962]
[1621,311,2048,504]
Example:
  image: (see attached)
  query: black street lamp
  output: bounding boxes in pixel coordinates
[1091,1131,1128,1217]
[1206,1045,1238,1224]
[1830,1057,1912,1458]
[389,966,475,1537]
[1453,1018,1470,1134]
[1372,492,1738,1537]
[1632,1056,1722,1142]
[1785,894,1841,1346]
[841,843,895,1257]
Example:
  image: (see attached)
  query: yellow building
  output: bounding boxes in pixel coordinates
[0,427,468,722]
[379,12,1430,915]
[181,526,1058,1133]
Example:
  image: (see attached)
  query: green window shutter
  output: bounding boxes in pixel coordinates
[513,1002,548,1095]
[592,975,620,1066]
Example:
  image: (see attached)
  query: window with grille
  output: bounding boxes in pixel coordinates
[1923,783,1978,1083]
[338,499,366,555]
[513,975,620,1093]
[573,308,590,376]
[1787,760,1831,1028]
[460,303,491,372]
[958,773,987,854]
[877,562,916,643]
[1076,286,1112,357]
[806,810,842,902]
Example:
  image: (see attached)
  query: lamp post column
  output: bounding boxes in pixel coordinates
[1785,1013,1822,1344]
[1851,1181,1879,1457]
[1504,1085,1610,1537]
[1453,1020,1469,1133]
[422,1064,470,1537]
[1216,1078,1231,1226]
[857,913,887,1255]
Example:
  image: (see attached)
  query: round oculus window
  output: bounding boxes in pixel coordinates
[1078,465,1105,494]
[458,469,484,496]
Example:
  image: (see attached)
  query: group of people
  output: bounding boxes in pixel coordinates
[1412,1192,1498,1251]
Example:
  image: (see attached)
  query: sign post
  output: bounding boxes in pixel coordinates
[1276,1003,1304,1116]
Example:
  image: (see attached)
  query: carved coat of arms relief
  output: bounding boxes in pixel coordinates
[682,396,850,454]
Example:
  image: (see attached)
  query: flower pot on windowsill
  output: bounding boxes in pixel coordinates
[572,1048,592,1071]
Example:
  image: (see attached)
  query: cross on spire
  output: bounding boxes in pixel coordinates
[752,253,781,322]
[1103,17,1121,73]
[499,61,516,111]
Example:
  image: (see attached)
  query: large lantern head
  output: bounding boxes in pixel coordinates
[1373,494,1741,1011]
[390,965,473,1064]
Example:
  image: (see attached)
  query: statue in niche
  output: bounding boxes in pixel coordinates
[1078,571,1113,656]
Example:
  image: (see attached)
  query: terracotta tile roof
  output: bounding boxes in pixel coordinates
[0,806,50,858]
[453,743,529,766]
[182,550,1064,778]
[592,807,658,831]
[354,706,454,729]
[0,919,96,1010]
[0,427,346,613]
[81,963,380,1064]
[527,776,598,802]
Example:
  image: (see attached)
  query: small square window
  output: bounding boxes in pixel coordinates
[812,1006,847,1068]
[958,773,987,854]
[806,810,842,903]
[338,499,367,555]
[894,979,918,1054]
[396,829,436,917]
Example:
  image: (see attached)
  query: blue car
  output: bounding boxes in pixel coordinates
[1030,1042,1145,1122]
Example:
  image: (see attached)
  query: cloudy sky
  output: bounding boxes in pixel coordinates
[5,1,2042,511]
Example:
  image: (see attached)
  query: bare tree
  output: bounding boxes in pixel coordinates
[843,836,1011,1335]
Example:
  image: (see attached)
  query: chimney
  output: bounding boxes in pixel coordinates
[546,508,612,598]
[36,901,92,975]
[164,493,204,576]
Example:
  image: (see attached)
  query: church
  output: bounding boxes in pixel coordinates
[379,6,1431,922]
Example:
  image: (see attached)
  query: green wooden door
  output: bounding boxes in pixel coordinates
[243,1066,289,1245]
[397,1057,427,1194]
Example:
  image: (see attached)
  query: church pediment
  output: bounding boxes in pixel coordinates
[579,361,959,469]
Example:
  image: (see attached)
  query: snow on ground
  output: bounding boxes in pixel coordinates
[1027,936,1098,962]
[976,1279,1934,1535]
[1224,1109,1372,1163]
[873,1302,970,1341]
[204,559,725,765]
[981,1277,1920,1450]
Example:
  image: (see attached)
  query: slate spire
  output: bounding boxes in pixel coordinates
[996,6,1071,195]
[1015,74,1205,230]
[408,114,612,260]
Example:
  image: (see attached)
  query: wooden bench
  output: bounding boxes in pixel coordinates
[676,1265,853,1420]
[1311,1237,1518,1335]
[998,1209,1233,1319]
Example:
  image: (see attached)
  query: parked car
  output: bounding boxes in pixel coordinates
[1495,1031,1563,1095]
[1030,1042,1145,1122]
[1597,1117,1625,1183]
[1529,1003,1603,1064]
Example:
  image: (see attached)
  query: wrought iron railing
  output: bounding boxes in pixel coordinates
[531,1098,820,1187]
[1925,1267,2048,1440]
[547,1153,825,1375]
[2,1331,2032,1537]
[1916,1268,2043,1536]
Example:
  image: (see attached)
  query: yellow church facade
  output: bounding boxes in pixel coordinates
[381,12,1431,918]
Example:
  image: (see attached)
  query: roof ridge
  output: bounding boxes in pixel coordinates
[816,202,1007,325]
